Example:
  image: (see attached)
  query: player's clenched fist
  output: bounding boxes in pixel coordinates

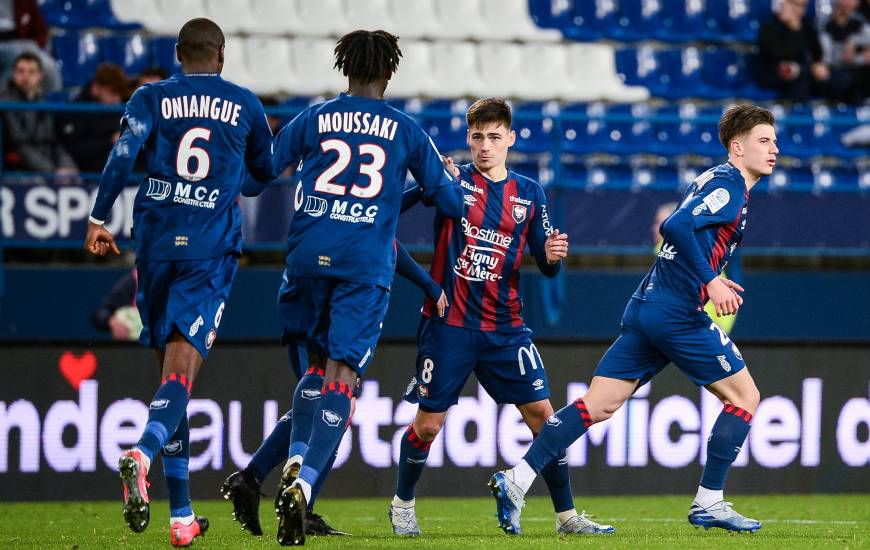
[84,221,121,257]
[545,228,568,264]
[706,276,743,317]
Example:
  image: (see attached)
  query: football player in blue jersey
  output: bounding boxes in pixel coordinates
[390,98,613,537]
[220,240,447,537]
[489,105,778,535]
[251,30,463,546]
[84,18,275,547]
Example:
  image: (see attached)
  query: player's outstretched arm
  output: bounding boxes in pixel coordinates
[395,240,444,306]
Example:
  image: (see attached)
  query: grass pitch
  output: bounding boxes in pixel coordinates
[1,495,868,549]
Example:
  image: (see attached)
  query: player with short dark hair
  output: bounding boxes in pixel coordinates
[256,29,464,546]
[490,105,778,535]
[388,98,612,537]
[84,17,275,547]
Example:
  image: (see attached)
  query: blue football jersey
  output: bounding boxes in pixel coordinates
[271,93,456,288]
[634,162,748,309]
[91,73,274,260]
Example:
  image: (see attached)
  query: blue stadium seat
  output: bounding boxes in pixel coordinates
[560,103,609,155]
[659,0,707,42]
[101,35,151,75]
[615,46,672,98]
[705,0,764,42]
[660,46,719,99]
[150,36,181,75]
[565,0,620,41]
[52,32,101,88]
[39,0,140,29]
[422,99,469,153]
[513,102,558,154]
[613,0,658,41]
[526,0,568,30]
[598,103,657,155]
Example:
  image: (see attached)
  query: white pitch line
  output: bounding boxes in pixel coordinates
[365,516,862,525]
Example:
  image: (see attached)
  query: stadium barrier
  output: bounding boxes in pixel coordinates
[1,343,868,501]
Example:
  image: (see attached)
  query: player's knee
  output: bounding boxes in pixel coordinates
[413,415,445,442]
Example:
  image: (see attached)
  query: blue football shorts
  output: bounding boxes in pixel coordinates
[406,317,552,413]
[277,273,390,377]
[136,254,238,359]
[595,298,746,388]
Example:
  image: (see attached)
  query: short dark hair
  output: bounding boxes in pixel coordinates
[13,51,42,71]
[466,98,512,129]
[92,63,128,95]
[334,30,402,84]
[176,18,225,64]
[718,105,775,151]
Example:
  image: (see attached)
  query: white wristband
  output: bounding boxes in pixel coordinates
[88,216,105,226]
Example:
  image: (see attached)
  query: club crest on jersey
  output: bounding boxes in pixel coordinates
[322,409,342,427]
[512,204,527,224]
[146,177,171,200]
[731,343,743,360]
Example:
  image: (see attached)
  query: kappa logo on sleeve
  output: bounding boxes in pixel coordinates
[702,188,730,214]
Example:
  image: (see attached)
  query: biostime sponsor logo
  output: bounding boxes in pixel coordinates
[461,218,512,249]
[453,244,504,282]
[3,379,870,475]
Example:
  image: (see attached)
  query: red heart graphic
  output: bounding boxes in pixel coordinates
[59,351,98,391]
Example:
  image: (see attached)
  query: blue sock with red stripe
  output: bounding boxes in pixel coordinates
[245,410,293,486]
[540,450,574,514]
[297,382,352,489]
[523,398,592,472]
[162,413,192,518]
[701,405,752,490]
[137,374,191,463]
[395,425,432,502]
[289,368,325,460]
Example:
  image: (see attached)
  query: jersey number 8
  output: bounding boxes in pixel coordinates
[314,139,385,198]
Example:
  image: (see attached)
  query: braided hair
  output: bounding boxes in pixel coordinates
[334,30,402,84]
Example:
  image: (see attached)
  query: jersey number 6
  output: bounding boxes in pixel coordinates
[314,139,386,198]
[177,127,211,181]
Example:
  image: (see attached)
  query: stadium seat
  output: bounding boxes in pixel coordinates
[40,0,141,29]
[203,0,258,35]
[604,103,657,155]
[101,34,151,76]
[513,102,559,154]
[615,45,671,98]
[660,46,717,99]
[421,99,470,152]
[246,0,306,35]
[149,36,181,75]
[560,102,609,155]
[343,0,402,37]
[564,0,620,41]
[428,41,486,98]
[614,0,665,42]
[293,0,351,37]
[476,42,525,98]
[526,0,570,30]
[387,0,441,39]
[219,35,256,91]
[518,43,576,101]
[478,0,562,42]
[244,37,297,96]
[52,32,101,88]
[705,0,762,42]
[659,0,707,43]
[110,0,173,33]
[386,41,436,98]
[432,0,491,40]
[571,43,650,102]
[287,38,345,96]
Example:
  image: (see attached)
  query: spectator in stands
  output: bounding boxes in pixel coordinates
[757,0,831,102]
[818,0,870,102]
[0,51,78,179]
[133,65,168,89]
[57,63,130,173]
[0,0,61,92]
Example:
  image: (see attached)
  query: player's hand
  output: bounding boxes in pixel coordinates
[721,278,745,307]
[545,228,568,264]
[84,221,121,257]
[436,290,448,317]
[443,156,460,178]
[108,314,131,341]
[706,277,740,317]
